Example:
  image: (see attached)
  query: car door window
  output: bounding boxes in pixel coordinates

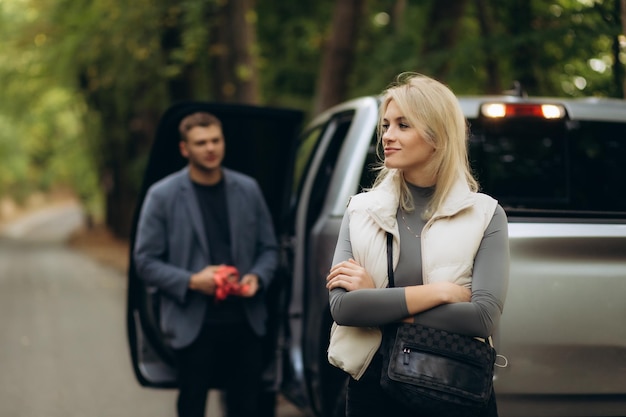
[307,112,355,229]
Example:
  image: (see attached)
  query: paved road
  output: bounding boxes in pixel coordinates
[0,203,306,417]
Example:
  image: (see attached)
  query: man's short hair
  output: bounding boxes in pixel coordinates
[178,112,222,141]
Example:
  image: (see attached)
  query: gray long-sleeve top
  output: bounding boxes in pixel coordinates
[328,183,510,339]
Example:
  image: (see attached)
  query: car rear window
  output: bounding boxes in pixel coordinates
[468,118,626,218]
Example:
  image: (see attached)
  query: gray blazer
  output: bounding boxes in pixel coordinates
[134,166,278,349]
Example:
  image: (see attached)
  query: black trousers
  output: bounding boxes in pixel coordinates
[174,322,263,417]
[346,353,499,417]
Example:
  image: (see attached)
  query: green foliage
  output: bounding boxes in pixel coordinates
[541,0,623,97]
[0,0,623,229]
[257,0,333,110]
[0,0,100,210]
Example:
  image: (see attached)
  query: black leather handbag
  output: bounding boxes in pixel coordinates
[380,233,496,416]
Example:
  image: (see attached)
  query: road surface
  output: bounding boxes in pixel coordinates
[0,202,306,417]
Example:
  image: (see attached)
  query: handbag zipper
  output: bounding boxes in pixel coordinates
[401,343,491,367]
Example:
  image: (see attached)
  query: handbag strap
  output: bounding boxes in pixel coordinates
[386,232,395,288]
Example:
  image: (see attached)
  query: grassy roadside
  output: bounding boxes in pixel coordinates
[68,225,130,273]
[0,191,130,274]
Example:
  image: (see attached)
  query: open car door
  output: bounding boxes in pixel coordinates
[126,101,303,388]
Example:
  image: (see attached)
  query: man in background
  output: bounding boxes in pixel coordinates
[134,111,278,417]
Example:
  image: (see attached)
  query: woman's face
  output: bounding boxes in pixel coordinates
[382,99,435,186]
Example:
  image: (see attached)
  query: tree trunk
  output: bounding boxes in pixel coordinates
[160,5,195,101]
[508,0,539,94]
[103,109,159,239]
[420,0,470,80]
[475,0,502,94]
[314,0,365,114]
[210,0,259,104]
[618,0,626,98]
[391,0,407,34]
[79,77,160,239]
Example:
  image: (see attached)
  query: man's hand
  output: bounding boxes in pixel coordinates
[326,259,375,292]
[238,274,259,297]
[188,265,222,295]
[190,266,260,299]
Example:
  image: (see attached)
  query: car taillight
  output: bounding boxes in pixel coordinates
[481,103,566,119]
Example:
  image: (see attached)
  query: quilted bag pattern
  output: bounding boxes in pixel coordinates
[380,323,496,415]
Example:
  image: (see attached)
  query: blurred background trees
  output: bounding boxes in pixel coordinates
[1,0,624,237]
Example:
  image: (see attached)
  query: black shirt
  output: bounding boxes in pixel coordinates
[192,179,245,324]
[193,179,232,265]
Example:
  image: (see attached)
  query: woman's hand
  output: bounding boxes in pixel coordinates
[326,259,375,292]
[430,281,472,303]
[404,281,471,315]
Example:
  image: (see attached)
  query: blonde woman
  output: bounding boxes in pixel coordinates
[326,73,509,417]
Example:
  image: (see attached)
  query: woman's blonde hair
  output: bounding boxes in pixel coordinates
[371,72,478,219]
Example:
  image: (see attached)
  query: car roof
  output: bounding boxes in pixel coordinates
[457,95,626,122]
[313,95,626,124]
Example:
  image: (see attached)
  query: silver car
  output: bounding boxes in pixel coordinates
[128,95,626,417]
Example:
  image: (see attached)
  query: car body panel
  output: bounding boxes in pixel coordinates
[498,224,626,397]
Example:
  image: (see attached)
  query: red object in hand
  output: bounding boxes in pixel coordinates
[213,265,248,302]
